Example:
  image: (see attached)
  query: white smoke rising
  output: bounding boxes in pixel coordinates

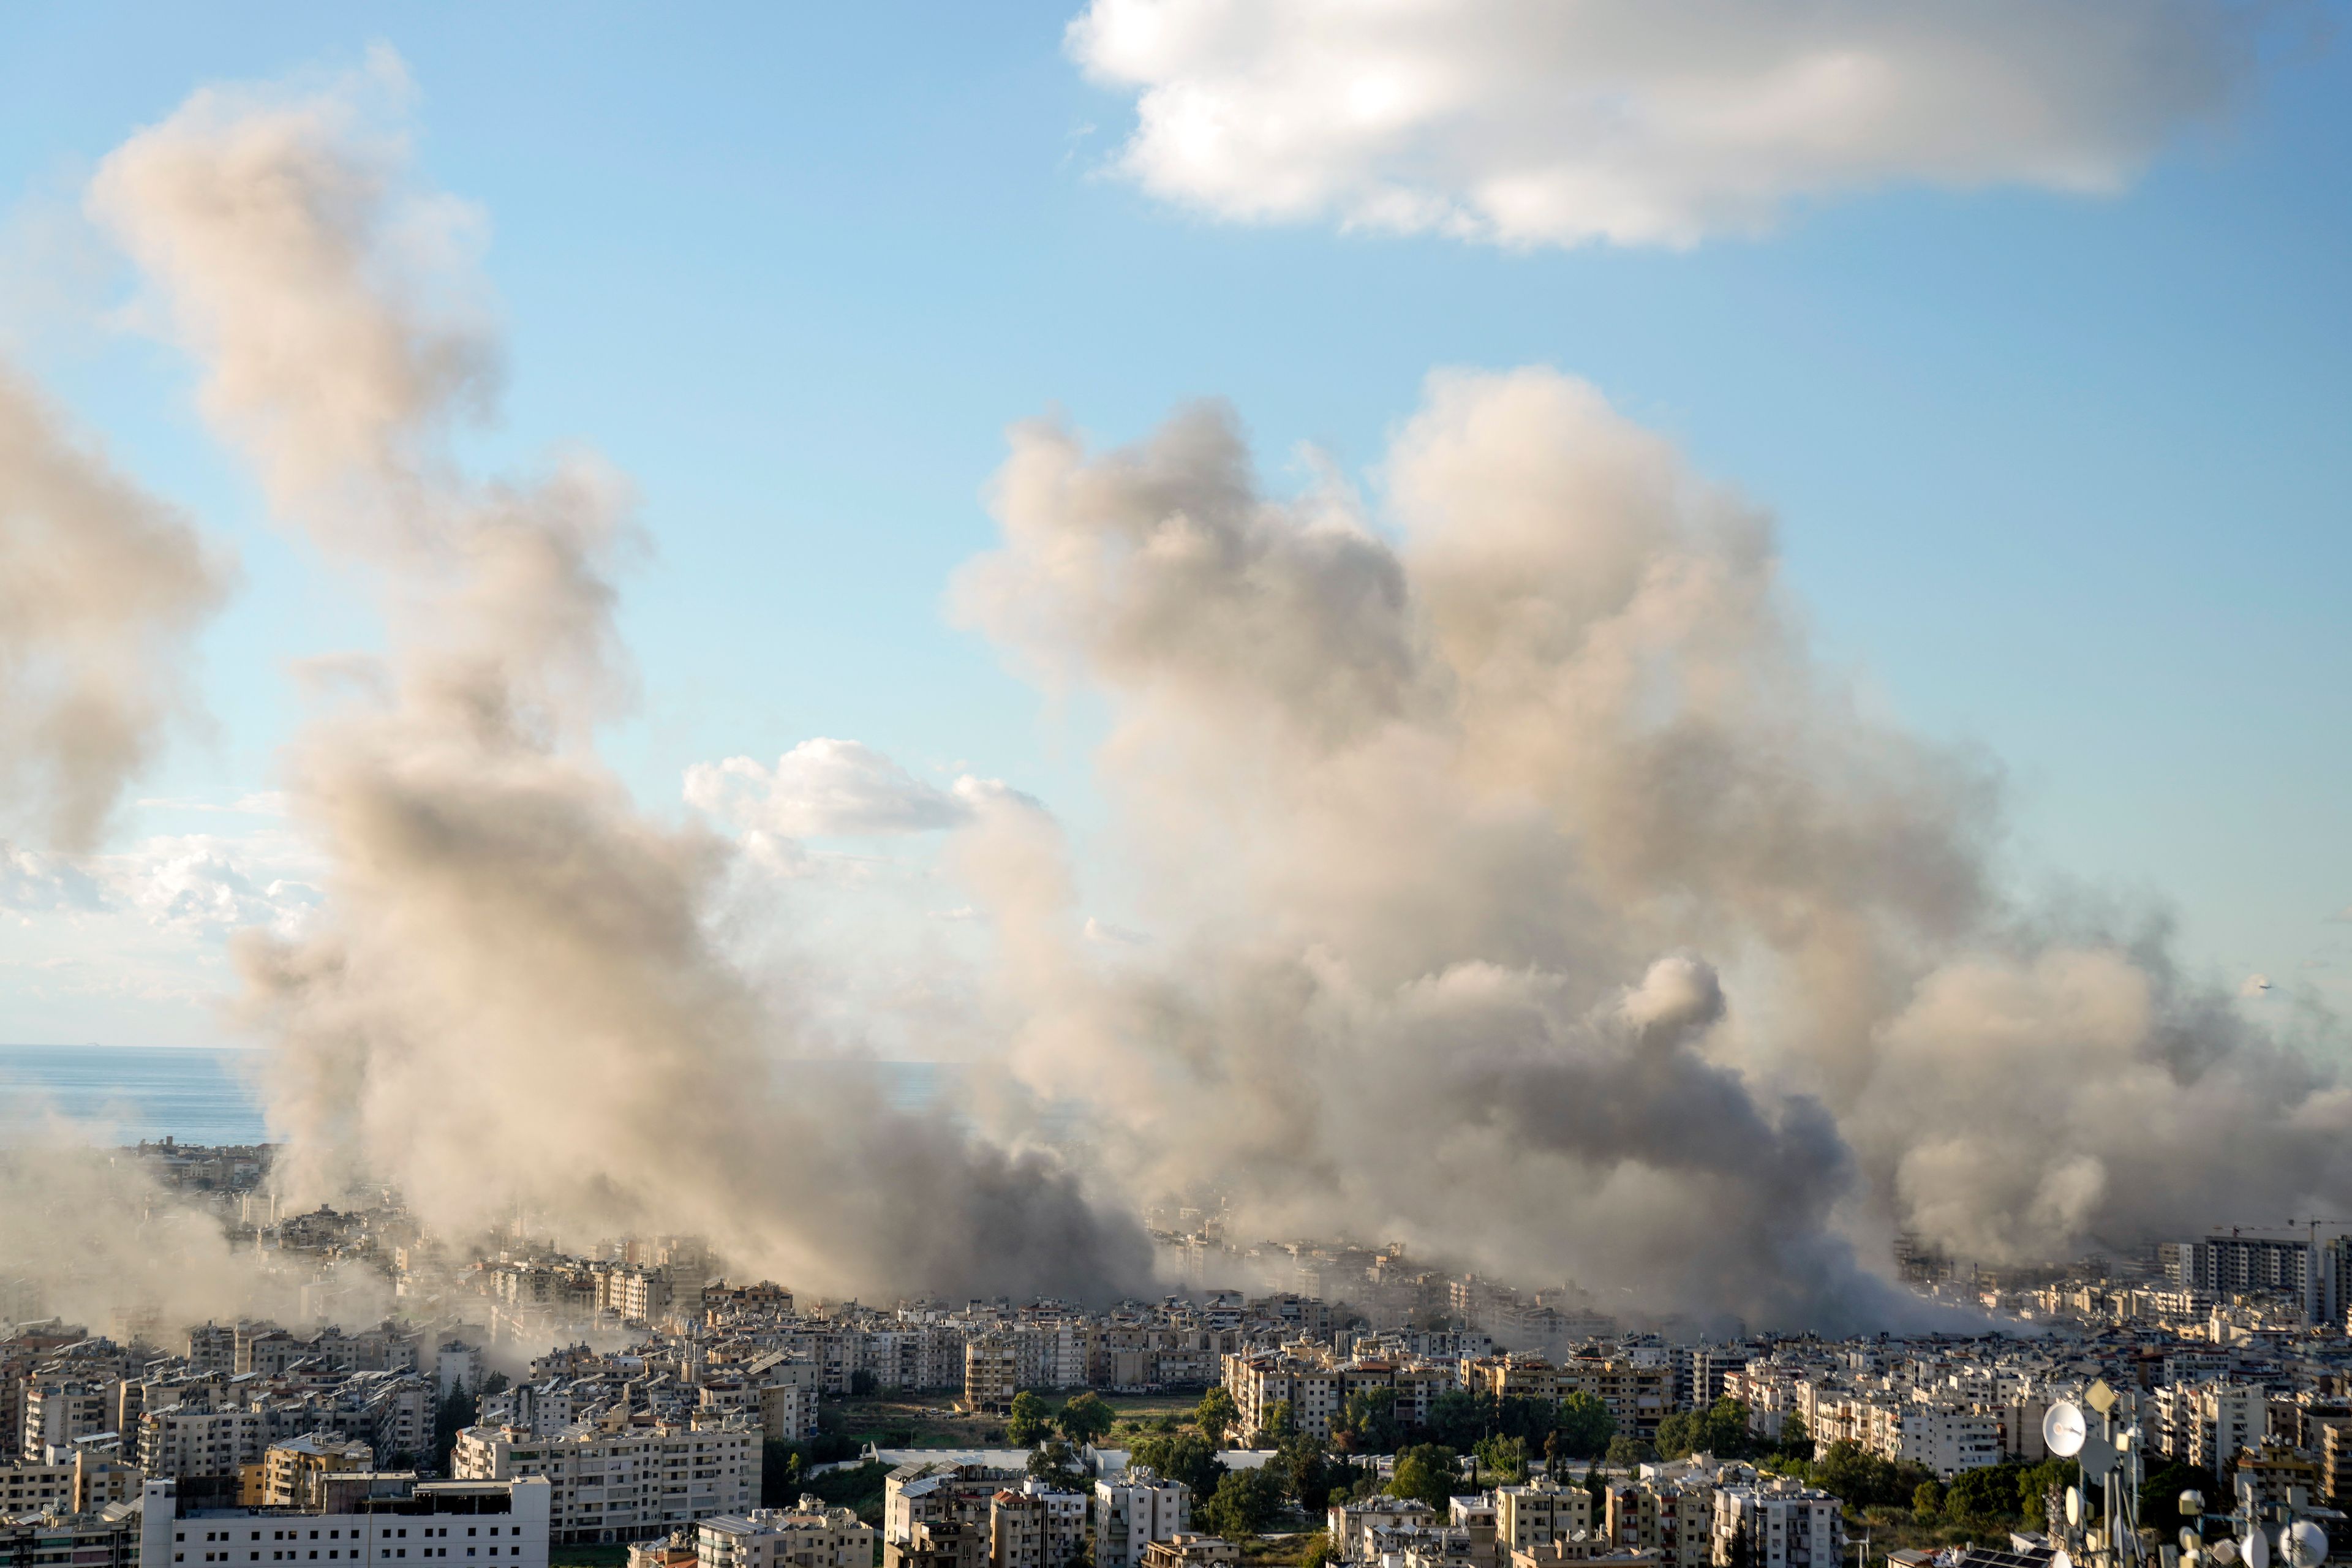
[0,361,228,852]
[86,57,1151,1303]
[950,368,2352,1323]
[1068,0,2264,248]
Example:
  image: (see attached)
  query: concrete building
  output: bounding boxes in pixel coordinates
[141,1474,551,1568]
[1710,1483,1841,1568]
[449,1422,757,1545]
[22,1384,111,1459]
[0,1459,74,1515]
[0,1499,146,1568]
[963,1343,1017,1420]
[1138,1539,1237,1568]
[697,1502,875,1568]
[261,1438,378,1510]
[143,1402,267,1482]
[1604,1481,1711,1568]
[1493,1480,1591,1553]
[1094,1474,1190,1568]
[987,1483,1085,1568]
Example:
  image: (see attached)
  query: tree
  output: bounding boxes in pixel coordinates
[1426,1390,1493,1450]
[1913,1481,1945,1520]
[1060,1393,1115,1446]
[2141,1461,2207,1538]
[1654,1412,1704,1461]
[1726,1521,1757,1568]
[1335,1388,1402,1455]
[1701,1400,1758,1460]
[849,1370,878,1397]
[1129,1433,1224,1499]
[1202,1466,1288,1540]
[1555,1393,1616,1460]
[1604,1436,1655,1469]
[1280,1432,1341,1513]
[1008,1392,1055,1447]
[1474,1435,1529,1483]
[1030,1441,1087,1492]
[1263,1400,1298,1444]
[1777,1415,1812,1463]
[432,1381,479,1475]
[1387,1444,1461,1511]
[1196,1387,1239,1447]
[1300,1532,1336,1568]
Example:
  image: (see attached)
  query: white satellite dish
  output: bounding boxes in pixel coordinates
[2246,1532,2271,1568]
[2214,1540,2241,1566]
[2054,1551,2075,1568]
[2068,1488,2082,1526]
[2283,1522,2328,1568]
[2046,1401,2088,1458]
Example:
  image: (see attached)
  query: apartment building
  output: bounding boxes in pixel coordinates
[143,1402,267,1482]
[1493,1480,1591,1552]
[883,1464,1024,1555]
[1603,1481,1711,1568]
[140,1474,552,1568]
[696,1503,875,1568]
[450,1422,757,1545]
[963,1343,1017,1419]
[0,1459,74,1515]
[1710,1483,1841,1568]
[986,1483,1085,1568]
[22,1384,110,1458]
[261,1438,378,1510]
[1093,1474,1190,1568]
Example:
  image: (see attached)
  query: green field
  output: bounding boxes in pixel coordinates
[548,1547,631,1568]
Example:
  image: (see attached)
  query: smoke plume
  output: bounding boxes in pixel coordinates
[949,369,2352,1324]
[0,360,227,852]
[85,55,1151,1303]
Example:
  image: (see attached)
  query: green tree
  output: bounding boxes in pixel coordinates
[1555,1393,1616,1460]
[1604,1435,1655,1469]
[1129,1433,1224,1499]
[1300,1532,1336,1568]
[1008,1391,1055,1447]
[2140,1461,2207,1538]
[1654,1412,1703,1461]
[1335,1389,1401,1455]
[1912,1481,1945,1519]
[1030,1441,1087,1491]
[1701,1400,1757,1460]
[1195,1387,1240,1447]
[1059,1393,1115,1446]
[1474,1434,1529,1482]
[1776,1415,1811,1463]
[1387,1444,1461,1511]
[1280,1433,1341,1513]
[1202,1466,1288,1540]
[1263,1400,1298,1444]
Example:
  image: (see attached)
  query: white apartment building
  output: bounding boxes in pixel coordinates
[23,1383,111,1458]
[1094,1474,1190,1568]
[450,1422,757,1545]
[697,1504,875,1568]
[1872,1403,2002,1479]
[141,1476,552,1568]
[1712,1482,1842,1568]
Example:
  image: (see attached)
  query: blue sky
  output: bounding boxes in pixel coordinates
[2,1,2348,1047]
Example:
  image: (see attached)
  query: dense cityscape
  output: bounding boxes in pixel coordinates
[4,1142,2352,1568]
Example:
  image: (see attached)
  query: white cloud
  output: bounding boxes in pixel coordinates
[112,833,322,937]
[1,842,108,914]
[684,738,973,839]
[1067,0,2263,249]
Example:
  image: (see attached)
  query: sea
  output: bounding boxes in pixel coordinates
[0,1044,268,1145]
[0,1046,987,1147]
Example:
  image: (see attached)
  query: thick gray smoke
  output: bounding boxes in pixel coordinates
[948,371,2352,1325]
[84,56,1150,1303]
[0,360,227,852]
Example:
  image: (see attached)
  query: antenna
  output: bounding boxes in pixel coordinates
[2282,1524,2328,1568]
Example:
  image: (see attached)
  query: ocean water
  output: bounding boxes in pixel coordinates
[0,1046,987,1148]
[0,1045,270,1145]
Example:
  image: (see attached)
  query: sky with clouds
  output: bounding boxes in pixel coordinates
[2,0,2347,1052]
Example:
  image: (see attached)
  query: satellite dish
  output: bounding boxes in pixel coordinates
[2246,1532,2270,1568]
[2214,1540,2241,1566]
[2054,1552,2075,1568]
[2087,1380,2119,1416]
[2182,1491,2207,1518]
[2283,1522,2328,1568]
[2046,1402,2088,1458]
[2068,1488,2082,1526]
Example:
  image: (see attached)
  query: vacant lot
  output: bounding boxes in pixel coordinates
[827,1390,1205,1449]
